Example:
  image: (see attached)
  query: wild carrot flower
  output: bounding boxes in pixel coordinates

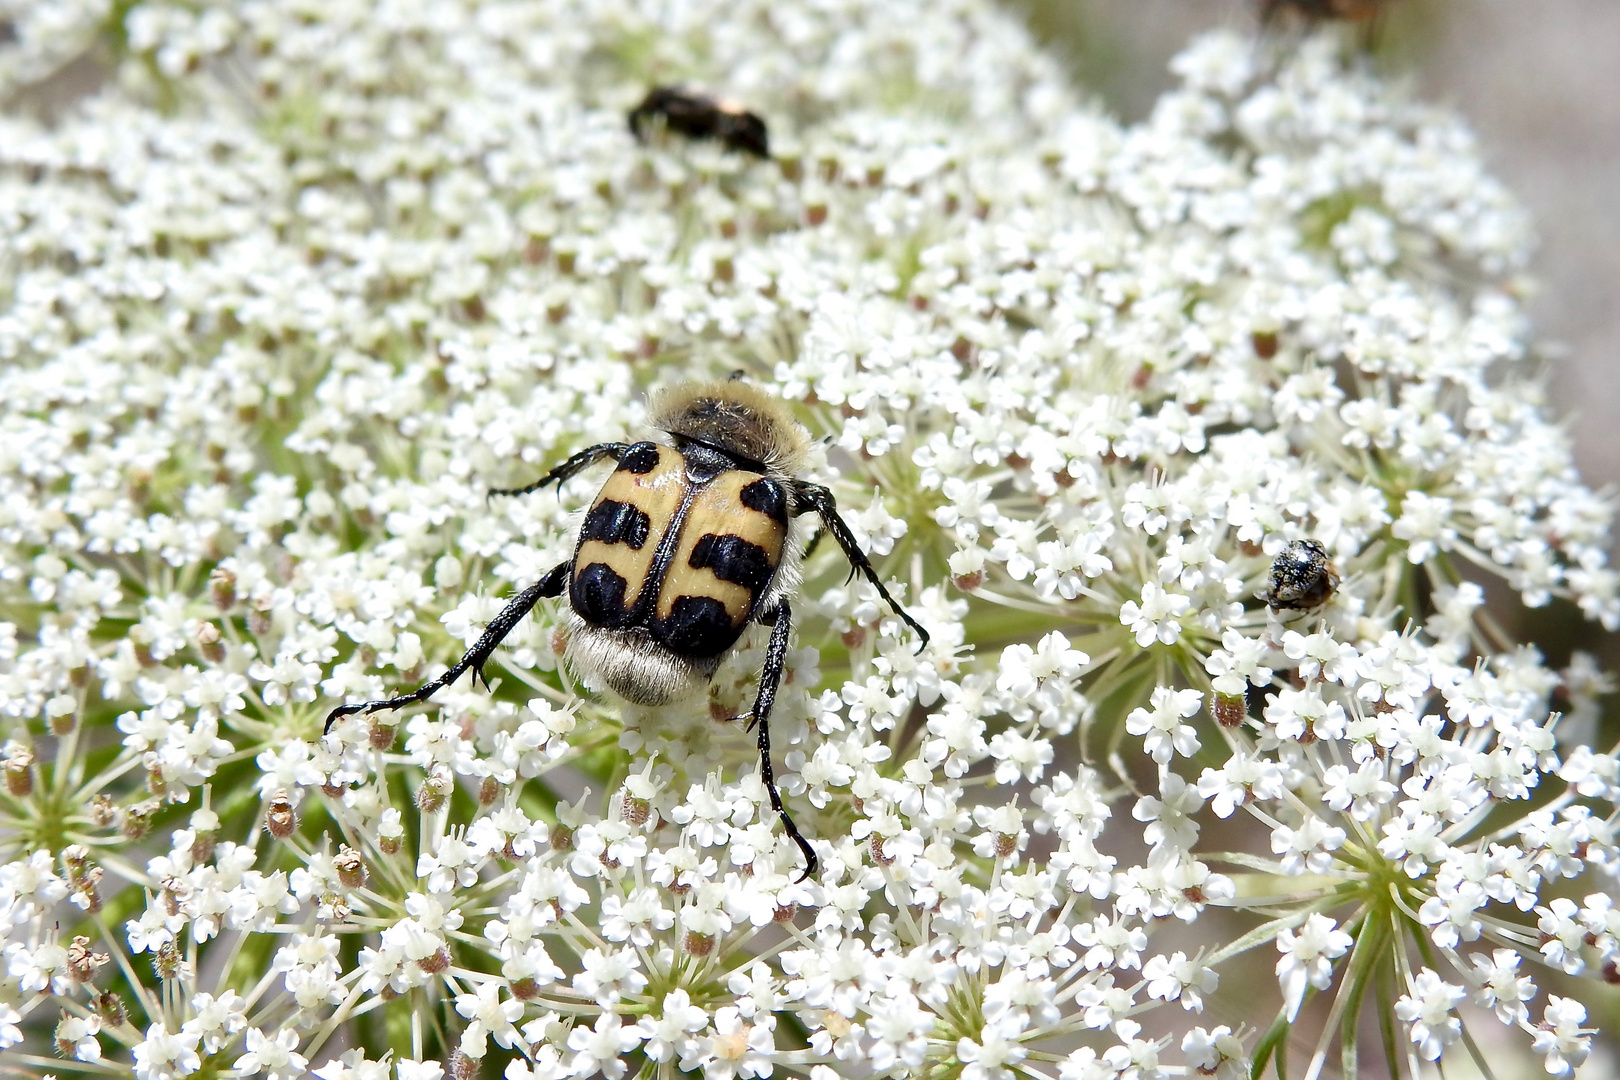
[0,1,1614,1078]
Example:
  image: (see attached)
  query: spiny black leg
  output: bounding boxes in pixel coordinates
[487,442,629,501]
[792,482,930,654]
[323,563,570,735]
[742,601,816,882]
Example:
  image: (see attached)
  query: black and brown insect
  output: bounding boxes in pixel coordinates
[1260,0,1390,25]
[628,86,770,159]
[325,380,928,880]
[1263,538,1340,611]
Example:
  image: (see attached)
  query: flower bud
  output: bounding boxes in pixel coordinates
[94,991,127,1027]
[2,743,34,797]
[369,715,398,749]
[74,877,103,913]
[416,771,452,814]
[952,569,984,592]
[334,846,366,889]
[46,694,77,735]
[146,762,169,799]
[1212,691,1247,728]
[196,621,225,663]
[620,795,651,828]
[265,790,297,839]
[122,799,159,841]
[247,599,273,637]
[62,845,91,881]
[713,1027,751,1062]
[55,1014,92,1058]
[209,566,237,610]
[160,880,183,917]
[153,941,183,980]
[130,625,156,668]
[66,936,109,984]
[90,794,116,828]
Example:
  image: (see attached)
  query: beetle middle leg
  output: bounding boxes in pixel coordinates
[739,600,817,881]
[323,561,570,734]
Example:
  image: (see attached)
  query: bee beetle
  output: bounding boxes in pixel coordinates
[326,380,928,880]
[1263,539,1340,611]
[628,86,770,159]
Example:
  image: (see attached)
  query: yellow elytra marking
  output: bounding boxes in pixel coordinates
[575,447,686,608]
[657,471,786,625]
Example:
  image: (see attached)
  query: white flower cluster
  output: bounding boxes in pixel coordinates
[0,1,1614,1078]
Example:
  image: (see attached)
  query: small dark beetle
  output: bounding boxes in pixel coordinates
[326,381,928,880]
[1261,0,1388,23]
[628,87,770,158]
[1263,539,1341,611]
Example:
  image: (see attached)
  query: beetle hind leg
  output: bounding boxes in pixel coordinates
[744,601,817,881]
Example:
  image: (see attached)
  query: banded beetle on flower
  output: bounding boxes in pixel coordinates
[628,86,771,158]
[324,379,928,880]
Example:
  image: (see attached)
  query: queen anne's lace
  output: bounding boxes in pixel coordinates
[0,1,1614,1078]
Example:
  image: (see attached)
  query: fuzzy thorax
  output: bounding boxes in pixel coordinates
[648,381,812,475]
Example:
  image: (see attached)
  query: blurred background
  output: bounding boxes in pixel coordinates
[1006,0,1620,695]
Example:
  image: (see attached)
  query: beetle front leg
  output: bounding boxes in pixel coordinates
[487,442,629,500]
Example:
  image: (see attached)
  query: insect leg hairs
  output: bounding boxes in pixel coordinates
[792,482,930,652]
[487,442,629,500]
[322,561,570,734]
[744,600,817,881]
